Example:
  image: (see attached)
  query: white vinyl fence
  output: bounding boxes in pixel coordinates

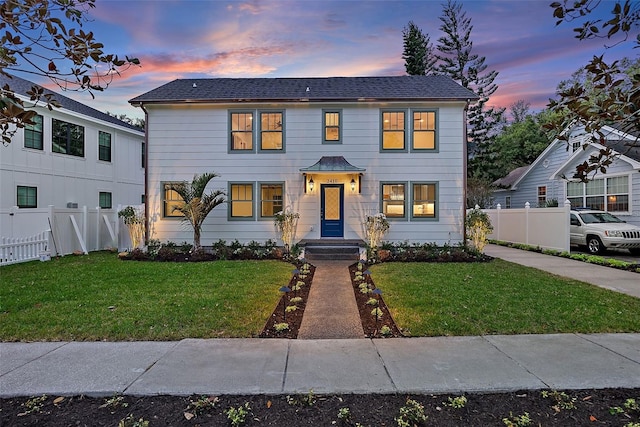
[0,204,143,266]
[483,200,571,252]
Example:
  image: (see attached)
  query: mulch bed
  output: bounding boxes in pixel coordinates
[349,262,404,338]
[259,263,315,339]
[2,388,639,426]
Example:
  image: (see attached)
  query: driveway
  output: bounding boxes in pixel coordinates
[571,246,640,264]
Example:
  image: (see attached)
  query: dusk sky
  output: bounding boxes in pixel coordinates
[26,0,638,121]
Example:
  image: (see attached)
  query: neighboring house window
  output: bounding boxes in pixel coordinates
[24,114,43,150]
[17,186,37,208]
[505,196,511,209]
[566,175,630,212]
[381,183,406,218]
[412,183,437,219]
[260,183,283,218]
[537,186,547,207]
[99,191,112,209]
[381,110,406,151]
[52,118,84,157]
[323,110,341,143]
[163,182,184,218]
[259,111,284,151]
[230,112,254,151]
[412,110,436,150]
[98,131,112,162]
[230,183,254,219]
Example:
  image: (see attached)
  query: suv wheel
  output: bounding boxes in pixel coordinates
[587,236,605,254]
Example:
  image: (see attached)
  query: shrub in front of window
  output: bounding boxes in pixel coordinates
[364,213,390,251]
[274,208,299,254]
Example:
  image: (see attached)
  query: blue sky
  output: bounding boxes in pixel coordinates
[29,0,638,120]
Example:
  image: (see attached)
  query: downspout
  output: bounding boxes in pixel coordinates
[462,100,469,245]
[139,104,150,245]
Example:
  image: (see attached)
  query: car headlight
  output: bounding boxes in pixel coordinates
[605,230,624,237]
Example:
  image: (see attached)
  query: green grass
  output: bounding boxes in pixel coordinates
[372,260,640,337]
[0,252,292,341]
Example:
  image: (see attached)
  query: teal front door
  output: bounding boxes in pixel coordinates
[321,184,344,237]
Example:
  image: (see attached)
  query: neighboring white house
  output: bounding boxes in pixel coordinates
[493,123,640,226]
[129,76,477,246]
[0,74,145,236]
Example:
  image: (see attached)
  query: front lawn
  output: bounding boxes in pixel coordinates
[0,252,292,341]
[372,260,640,336]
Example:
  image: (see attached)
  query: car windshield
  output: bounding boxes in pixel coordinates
[579,212,624,224]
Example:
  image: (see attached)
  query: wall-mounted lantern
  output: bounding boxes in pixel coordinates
[308,176,314,192]
[350,178,356,192]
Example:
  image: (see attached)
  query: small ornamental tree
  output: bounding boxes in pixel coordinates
[118,205,144,250]
[466,207,493,253]
[274,208,299,253]
[364,213,390,250]
[167,173,225,249]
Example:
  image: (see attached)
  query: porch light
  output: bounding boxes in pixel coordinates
[350,178,356,192]
[308,177,314,192]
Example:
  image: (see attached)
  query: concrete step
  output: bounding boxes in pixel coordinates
[304,246,360,261]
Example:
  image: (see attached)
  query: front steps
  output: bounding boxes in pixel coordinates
[300,239,365,261]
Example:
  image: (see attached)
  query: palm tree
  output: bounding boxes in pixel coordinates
[168,173,225,249]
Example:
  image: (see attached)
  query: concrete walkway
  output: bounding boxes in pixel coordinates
[2,334,639,397]
[297,260,364,339]
[484,244,640,298]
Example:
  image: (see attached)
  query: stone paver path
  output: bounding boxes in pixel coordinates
[297,260,364,339]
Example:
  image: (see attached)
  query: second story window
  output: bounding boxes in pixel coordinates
[230,112,254,151]
[52,118,84,157]
[24,114,43,150]
[381,111,406,151]
[98,131,112,162]
[260,111,283,151]
[412,111,436,150]
[323,110,341,143]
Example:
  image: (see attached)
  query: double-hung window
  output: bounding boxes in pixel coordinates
[17,186,37,208]
[99,191,112,209]
[260,183,283,218]
[412,110,436,150]
[52,118,84,157]
[230,112,254,151]
[381,110,406,151]
[98,131,112,162]
[537,186,547,207]
[229,183,254,219]
[381,183,406,218]
[24,114,43,150]
[260,111,284,151]
[163,182,185,218]
[323,110,341,143]
[412,183,437,219]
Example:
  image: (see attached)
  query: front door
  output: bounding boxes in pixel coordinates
[321,184,344,237]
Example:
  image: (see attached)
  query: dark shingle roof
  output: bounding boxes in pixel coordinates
[492,165,530,189]
[1,73,143,132]
[129,76,479,104]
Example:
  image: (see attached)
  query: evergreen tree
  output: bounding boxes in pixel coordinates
[402,21,436,75]
[435,0,505,176]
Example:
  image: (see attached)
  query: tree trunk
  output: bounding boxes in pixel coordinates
[194,227,201,250]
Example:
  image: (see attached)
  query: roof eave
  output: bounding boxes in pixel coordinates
[129,96,477,106]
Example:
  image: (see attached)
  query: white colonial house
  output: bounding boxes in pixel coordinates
[129,76,477,246]
[0,74,145,240]
[493,123,640,227]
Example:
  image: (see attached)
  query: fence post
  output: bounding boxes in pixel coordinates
[115,204,121,251]
[496,203,501,241]
[96,206,101,252]
[48,205,60,256]
[525,202,530,246]
[82,206,88,250]
[564,199,571,252]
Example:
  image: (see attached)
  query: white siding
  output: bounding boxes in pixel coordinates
[146,101,467,246]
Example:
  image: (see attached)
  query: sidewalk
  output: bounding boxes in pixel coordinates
[2,334,639,397]
[2,245,639,398]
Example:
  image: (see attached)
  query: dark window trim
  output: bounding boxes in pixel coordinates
[410,181,438,221]
[258,110,285,153]
[52,118,85,158]
[410,109,439,152]
[162,181,185,219]
[99,191,113,209]
[17,185,37,208]
[24,114,44,150]
[380,109,407,152]
[98,131,112,162]
[322,109,342,144]
[229,110,256,153]
[228,182,255,221]
[258,181,285,220]
[380,181,408,221]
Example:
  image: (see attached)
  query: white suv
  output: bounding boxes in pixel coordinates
[570,209,640,255]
